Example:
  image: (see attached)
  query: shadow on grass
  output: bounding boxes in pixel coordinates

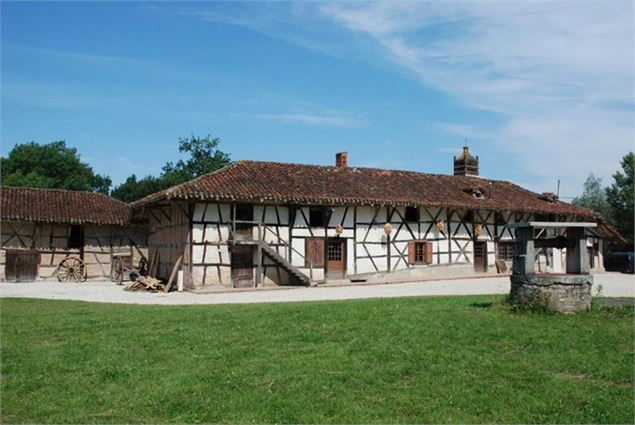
[469,302,494,309]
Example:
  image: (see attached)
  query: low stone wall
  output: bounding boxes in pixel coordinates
[510,274,593,313]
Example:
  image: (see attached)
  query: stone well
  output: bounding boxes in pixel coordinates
[508,221,597,314]
[510,274,592,313]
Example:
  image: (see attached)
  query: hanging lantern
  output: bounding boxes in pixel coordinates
[474,224,483,237]
[435,220,445,232]
[335,224,344,235]
[384,222,393,236]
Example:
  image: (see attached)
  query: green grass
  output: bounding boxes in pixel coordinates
[1,296,633,424]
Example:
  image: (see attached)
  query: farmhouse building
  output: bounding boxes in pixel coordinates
[0,187,147,282]
[131,147,615,289]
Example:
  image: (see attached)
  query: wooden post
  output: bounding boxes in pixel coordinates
[387,234,391,272]
[256,224,263,288]
[353,206,357,275]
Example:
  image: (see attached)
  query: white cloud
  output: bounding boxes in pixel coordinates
[255,111,367,128]
[320,1,634,194]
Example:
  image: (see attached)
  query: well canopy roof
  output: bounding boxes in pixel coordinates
[1,186,130,225]
[133,160,599,219]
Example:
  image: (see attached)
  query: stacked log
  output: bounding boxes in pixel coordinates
[125,276,169,293]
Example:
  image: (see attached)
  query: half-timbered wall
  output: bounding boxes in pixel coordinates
[190,202,294,287]
[172,201,606,287]
[0,220,148,281]
[289,206,355,281]
[146,203,190,282]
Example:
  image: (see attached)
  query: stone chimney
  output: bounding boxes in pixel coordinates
[453,145,479,176]
[336,152,348,167]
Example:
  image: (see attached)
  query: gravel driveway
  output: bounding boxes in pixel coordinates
[0,273,632,305]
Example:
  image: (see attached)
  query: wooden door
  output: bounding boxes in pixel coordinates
[231,245,254,288]
[474,241,487,272]
[5,251,40,282]
[326,238,346,279]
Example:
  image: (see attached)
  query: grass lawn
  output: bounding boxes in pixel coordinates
[1,296,633,424]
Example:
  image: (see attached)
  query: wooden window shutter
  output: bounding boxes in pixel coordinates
[425,241,433,264]
[408,241,416,265]
[305,238,313,268]
[314,238,325,267]
[305,238,325,267]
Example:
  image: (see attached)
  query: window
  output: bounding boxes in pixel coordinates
[414,242,426,263]
[464,188,486,199]
[408,240,432,265]
[305,237,325,267]
[327,239,343,261]
[462,210,474,222]
[404,206,418,222]
[68,225,83,249]
[235,204,254,221]
[309,207,325,227]
[497,241,514,261]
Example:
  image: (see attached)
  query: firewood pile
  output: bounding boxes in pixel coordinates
[125,276,172,293]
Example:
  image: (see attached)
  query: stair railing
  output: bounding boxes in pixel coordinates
[262,223,314,283]
[229,219,313,282]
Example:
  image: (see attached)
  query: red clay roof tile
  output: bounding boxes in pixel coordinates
[133,160,599,219]
[1,186,130,225]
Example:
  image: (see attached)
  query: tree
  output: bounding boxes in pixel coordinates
[111,135,232,202]
[110,175,171,204]
[606,152,634,248]
[161,135,232,184]
[572,174,611,220]
[1,141,111,193]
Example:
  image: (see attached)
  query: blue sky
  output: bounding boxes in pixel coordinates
[2,1,633,198]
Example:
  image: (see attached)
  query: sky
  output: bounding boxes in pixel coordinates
[1,1,633,199]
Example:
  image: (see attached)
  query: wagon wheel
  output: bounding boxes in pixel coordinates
[111,257,124,285]
[57,256,86,283]
[138,257,148,277]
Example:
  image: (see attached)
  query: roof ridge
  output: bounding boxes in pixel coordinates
[1,185,130,206]
[1,185,99,195]
[235,159,514,184]
[131,161,240,206]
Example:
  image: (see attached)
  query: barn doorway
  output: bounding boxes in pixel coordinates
[326,238,346,280]
[234,203,254,240]
[231,245,254,288]
[474,241,488,272]
[5,251,40,282]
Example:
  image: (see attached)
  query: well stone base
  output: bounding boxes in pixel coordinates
[510,274,593,314]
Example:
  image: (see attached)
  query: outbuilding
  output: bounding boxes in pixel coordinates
[1,187,147,282]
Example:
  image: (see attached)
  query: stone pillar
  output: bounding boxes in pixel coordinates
[566,227,589,274]
[513,227,534,275]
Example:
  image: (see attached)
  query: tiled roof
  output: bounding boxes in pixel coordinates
[1,186,130,225]
[133,160,600,219]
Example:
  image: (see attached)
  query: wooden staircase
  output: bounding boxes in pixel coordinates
[259,242,311,286]
[230,220,314,287]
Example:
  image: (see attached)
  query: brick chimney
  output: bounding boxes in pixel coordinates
[336,152,348,167]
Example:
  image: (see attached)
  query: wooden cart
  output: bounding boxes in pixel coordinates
[111,253,148,285]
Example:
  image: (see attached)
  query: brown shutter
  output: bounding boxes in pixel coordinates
[305,238,313,268]
[408,241,416,265]
[425,241,433,264]
[305,238,325,267]
[314,238,325,267]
